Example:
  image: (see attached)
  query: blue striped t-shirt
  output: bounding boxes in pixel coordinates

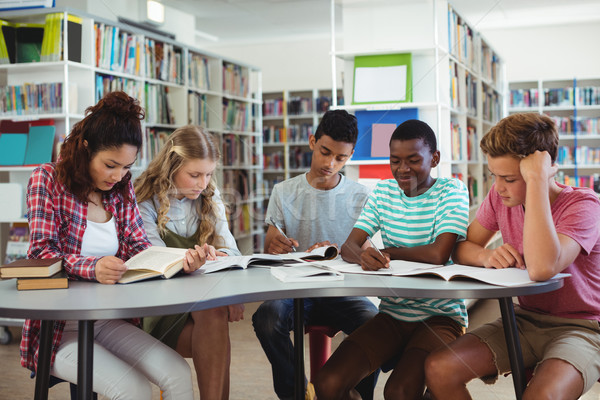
[354,177,470,327]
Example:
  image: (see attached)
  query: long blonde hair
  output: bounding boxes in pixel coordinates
[135,125,223,247]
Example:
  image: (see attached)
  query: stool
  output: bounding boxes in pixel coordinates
[305,324,341,382]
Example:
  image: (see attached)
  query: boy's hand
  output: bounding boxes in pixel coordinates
[520,150,558,183]
[360,247,391,271]
[482,244,525,269]
[267,234,299,254]
[306,241,335,252]
[96,256,127,284]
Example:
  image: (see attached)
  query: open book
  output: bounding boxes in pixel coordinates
[200,254,284,274]
[282,245,340,262]
[118,247,188,284]
[319,260,570,287]
[270,263,344,282]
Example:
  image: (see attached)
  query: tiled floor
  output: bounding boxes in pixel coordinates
[1,300,599,399]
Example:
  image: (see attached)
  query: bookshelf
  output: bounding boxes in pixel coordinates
[0,7,264,260]
[331,0,505,218]
[508,78,600,194]
[262,88,343,194]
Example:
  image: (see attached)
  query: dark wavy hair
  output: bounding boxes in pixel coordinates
[314,109,358,146]
[56,91,144,203]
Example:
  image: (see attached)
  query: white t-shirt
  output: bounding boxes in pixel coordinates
[80,215,119,257]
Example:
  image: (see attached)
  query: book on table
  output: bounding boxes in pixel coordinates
[0,257,62,278]
[17,270,68,291]
[282,245,340,262]
[270,263,344,283]
[318,260,570,287]
[118,246,189,284]
[200,254,285,274]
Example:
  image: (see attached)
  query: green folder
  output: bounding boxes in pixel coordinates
[24,125,55,165]
[352,53,413,105]
[0,133,27,166]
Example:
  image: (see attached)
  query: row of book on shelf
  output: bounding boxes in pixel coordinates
[0,13,82,65]
[549,116,600,135]
[263,95,342,117]
[510,86,600,108]
[555,172,600,193]
[263,123,314,144]
[263,149,312,170]
[450,122,478,161]
[449,62,477,115]
[557,146,600,165]
[0,119,57,166]
[452,172,492,206]
[0,82,76,117]
[221,134,257,167]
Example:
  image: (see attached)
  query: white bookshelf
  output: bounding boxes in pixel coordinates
[0,7,264,258]
[508,77,600,194]
[331,0,505,220]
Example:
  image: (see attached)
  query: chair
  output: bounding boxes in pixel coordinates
[305,324,341,382]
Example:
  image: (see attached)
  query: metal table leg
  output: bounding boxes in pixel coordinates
[498,297,525,400]
[294,298,305,400]
[77,320,94,400]
[34,320,53,400]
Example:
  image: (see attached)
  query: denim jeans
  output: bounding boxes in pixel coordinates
[252,296,379,399]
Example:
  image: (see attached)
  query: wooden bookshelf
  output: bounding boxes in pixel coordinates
[508,78,600,194]
[0,7,264,257]
[331,0,505,217]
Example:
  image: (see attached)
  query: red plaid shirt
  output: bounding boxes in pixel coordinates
[20,163,151,372]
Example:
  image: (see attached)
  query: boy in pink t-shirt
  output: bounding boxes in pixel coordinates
[425,113,600,400]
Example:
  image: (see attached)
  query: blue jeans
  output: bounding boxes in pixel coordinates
[252,296,379,399]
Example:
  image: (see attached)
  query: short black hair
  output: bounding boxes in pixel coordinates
[390,119,437,153]
[314,109,358,146]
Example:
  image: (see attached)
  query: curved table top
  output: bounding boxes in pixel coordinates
[0,267,564,320]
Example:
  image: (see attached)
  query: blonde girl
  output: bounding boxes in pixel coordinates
[135,125,244,400]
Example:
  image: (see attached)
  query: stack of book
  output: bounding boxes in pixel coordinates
[0,258,68,291]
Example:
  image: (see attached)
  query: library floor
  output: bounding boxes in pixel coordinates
[1,300,599,399]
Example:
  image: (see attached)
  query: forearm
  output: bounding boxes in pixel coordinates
[453,240,489,266]
[523,177,560,280]
[341,241,363,264]
[384,244,450,265]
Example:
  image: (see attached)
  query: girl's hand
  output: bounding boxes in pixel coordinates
[227,304,245,322]
[202,243,218,261]
[96,256,127,284]
[182,245,207,273]
[360,248,391,271]
[215,250,228,257]
[482,244,525,269]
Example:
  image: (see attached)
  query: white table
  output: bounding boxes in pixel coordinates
[0,267,563,400]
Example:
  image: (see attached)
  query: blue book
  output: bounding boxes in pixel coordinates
[23,125,55,165]
[0,133,27,165]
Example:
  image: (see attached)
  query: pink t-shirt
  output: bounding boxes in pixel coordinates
[477,183,600,321]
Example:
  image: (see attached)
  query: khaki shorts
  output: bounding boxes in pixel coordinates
[469,306,600,393]
[345,312,464,373]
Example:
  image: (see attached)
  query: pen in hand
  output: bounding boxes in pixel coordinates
[270,218,297,252]
[366,235,387,265]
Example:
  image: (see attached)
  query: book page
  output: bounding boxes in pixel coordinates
[125,247,187,273]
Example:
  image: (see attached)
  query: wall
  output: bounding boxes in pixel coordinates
[480,21,600,82]
[203,37,342,93]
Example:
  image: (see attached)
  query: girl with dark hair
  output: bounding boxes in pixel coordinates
[21,92,196,399]
[135,125,243,400]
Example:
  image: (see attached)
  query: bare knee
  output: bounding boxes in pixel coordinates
[384,382,419,400]
[425,350,464,389]
[314,367,347,400]
[191,306,228,323]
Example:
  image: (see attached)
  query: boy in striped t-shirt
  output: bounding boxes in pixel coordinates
[315,119,470,400]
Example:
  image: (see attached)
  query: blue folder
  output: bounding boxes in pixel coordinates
[0,133,27,166]
[24,125,55,165]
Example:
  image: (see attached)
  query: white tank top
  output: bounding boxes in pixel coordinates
[80,215,119,257]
